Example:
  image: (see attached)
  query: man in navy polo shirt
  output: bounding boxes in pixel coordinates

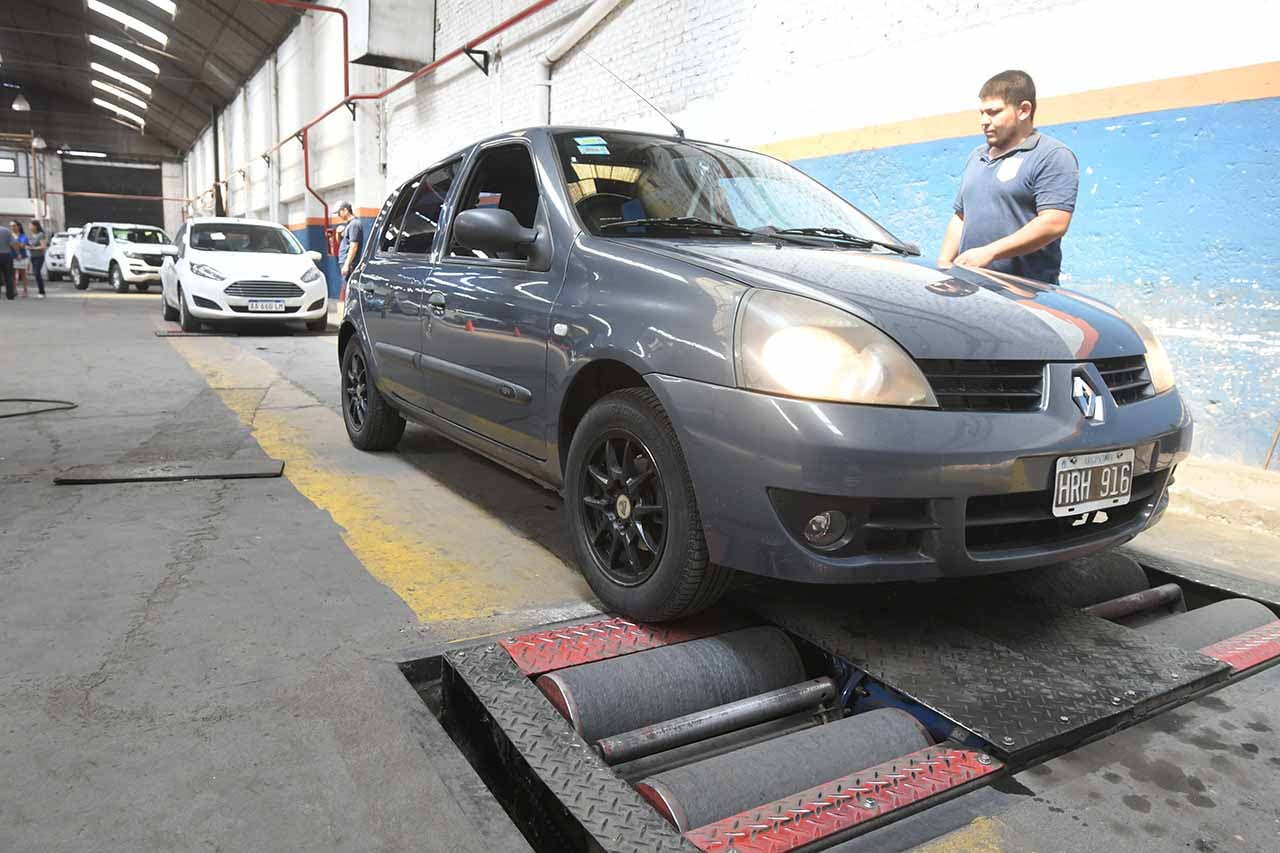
[938,70,1079,284]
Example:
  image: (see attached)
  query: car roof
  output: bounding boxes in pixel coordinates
[86,222,166,229]
[187,216,289,228]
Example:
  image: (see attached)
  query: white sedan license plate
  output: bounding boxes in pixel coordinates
[247,299,286,312]
[1052,448,1135,517]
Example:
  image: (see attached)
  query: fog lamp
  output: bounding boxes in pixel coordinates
[803,510,848,548]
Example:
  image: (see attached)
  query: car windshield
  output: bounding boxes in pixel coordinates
[553,131,899,245]
[112,227,168,244]
[189,224,302,254]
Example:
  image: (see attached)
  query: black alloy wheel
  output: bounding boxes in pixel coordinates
[579,430,668,586]
[340,337,405,450]
[345,347,370,431]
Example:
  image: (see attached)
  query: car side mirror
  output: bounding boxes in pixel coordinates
[306,250,324,264]
[453,208,537,255]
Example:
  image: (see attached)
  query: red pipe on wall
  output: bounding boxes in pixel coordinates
[256,0,350,99]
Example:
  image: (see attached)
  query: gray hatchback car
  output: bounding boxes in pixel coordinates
[339,127,1191,620]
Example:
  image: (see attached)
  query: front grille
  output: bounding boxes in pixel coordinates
[1094,355,1155,405]
[224,280,304,298]
[135,253,165,267]
[918,359,1045,412]
[965,471,1160,554]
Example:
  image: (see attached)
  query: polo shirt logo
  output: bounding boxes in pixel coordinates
[997,156,1024,183]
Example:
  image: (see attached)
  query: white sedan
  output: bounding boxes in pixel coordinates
[160,217,329,332]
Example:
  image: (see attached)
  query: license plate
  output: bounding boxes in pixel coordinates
[1052,449,1135,517]
[247,299,286,312]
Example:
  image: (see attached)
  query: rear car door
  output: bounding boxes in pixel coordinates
[419,140,559,460]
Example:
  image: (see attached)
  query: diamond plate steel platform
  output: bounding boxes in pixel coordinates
[444,642,695,852]
[737,586,1230,759]
[681,746,1001,852]
[1125,548,1280,610]
[500,615,742,676]
[1200,619,1280,672]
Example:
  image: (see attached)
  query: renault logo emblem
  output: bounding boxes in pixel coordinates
[1072,375,1104,423]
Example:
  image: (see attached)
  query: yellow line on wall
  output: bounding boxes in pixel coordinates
[760,62,1280,162]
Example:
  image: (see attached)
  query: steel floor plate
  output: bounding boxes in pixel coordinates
[1126,547,1280,609]
[737,584,1230,761]
[55,459,285,484]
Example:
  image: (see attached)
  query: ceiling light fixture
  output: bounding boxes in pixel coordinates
[92,96,146,128]
[140,0,178,17]
[88,34,160,75]
[58,149,108,158]
[91,79,149,111]
[89,62,153,97]
[11,92,31,111]
[87,1,169,48]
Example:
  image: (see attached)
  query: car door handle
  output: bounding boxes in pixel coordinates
[427,291,446,314]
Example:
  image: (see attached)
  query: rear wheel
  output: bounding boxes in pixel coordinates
[565,388,733,621]
[71,260,89,290]
[161,288,178,321]
[178,287,201,332]
[341,336,405,450]
[110,264,128,294]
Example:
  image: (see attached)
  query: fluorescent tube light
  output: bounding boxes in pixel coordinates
[59,149,109,158]
[91,79,149,111]
[90,62,153,97]
[88,34,160,75]
[88,1,168,48]
[141,0,177,17]
[93,96,146,127]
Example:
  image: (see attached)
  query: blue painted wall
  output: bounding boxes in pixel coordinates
[289,223,343,298]
[795,97,1280,465]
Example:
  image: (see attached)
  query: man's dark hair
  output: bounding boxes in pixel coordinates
[980,70,1036,118]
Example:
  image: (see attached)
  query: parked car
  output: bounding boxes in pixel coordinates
[42,227,82,281]
[72,222,177,292]
[159,217,328,332]
[338,127,1190,620]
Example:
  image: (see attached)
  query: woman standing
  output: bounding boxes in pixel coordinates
[27,220,47,298]
[9,220,29,298]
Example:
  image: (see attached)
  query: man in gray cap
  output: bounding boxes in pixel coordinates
[335,201,363,281]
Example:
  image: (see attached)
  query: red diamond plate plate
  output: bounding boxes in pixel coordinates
[499,615,726,676]
[1200,619,1280,672]
[683,747,1001,852]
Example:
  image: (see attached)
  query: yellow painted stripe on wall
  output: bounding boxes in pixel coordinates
[760,61,1280,161]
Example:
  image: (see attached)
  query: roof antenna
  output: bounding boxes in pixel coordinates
[580,50,685,139]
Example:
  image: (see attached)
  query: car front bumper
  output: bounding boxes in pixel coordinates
[648,371,1193,584]
[185,280,328,321]
[45,256,69,272]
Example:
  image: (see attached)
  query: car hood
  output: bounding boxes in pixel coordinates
[627,240,1144,360]
[186,250,316,281]
[121,242,179,253]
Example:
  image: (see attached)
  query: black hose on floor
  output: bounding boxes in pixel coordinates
[0,398,79,419]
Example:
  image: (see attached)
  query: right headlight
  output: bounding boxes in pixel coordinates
[1126,316,1177,394]
[189,263,225,281]
[736,290,937,407]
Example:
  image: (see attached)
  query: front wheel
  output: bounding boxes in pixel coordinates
[71,261,89,290]
[161,288,178,321]
[341,336,405,450]
[110,264,128,294]
[135,282,150,293]
[306,315,328,333]
[177,287,201,332]
[565,388,733,621]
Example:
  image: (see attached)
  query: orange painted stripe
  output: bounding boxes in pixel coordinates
[760,62,1280,161]
[357,207,381,217]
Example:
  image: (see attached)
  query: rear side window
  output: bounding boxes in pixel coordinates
[397,159,463,254]
[377,182,417,254]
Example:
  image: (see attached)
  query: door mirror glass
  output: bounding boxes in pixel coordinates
[453,208,537,255]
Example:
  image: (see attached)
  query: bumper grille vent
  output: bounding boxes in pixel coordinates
[224,281,304,298]
[917,359,1045,412]
[1094,355,1155,405]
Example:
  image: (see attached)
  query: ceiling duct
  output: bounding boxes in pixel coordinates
[349,0,437,71]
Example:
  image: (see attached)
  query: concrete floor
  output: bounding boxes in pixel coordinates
[2,281,1277,851]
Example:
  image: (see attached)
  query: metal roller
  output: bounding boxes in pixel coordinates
[1135,598,1275,651]
[1083,582,1185,621]
[536,626,805,742]
[635,708,933,832]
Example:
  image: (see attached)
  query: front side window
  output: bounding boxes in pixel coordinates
[449,144,541,261]
[112,227,168,244]
[189,224,301,254]
[398,159,463,254]
[552,131,897,245]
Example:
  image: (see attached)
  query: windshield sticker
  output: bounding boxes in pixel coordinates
[209,232,226,240]
[574,135,610,155]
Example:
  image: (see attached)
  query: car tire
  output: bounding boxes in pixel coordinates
[110,264,129,294]
[341,336,406,451]
[71,260,89,290]
[161,289,179,321]
[306,315,328,333]
[565,387,733,621]
[177,287,201,332]
[135,282,150,293]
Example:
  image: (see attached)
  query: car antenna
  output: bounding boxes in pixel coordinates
[580,50,685,139]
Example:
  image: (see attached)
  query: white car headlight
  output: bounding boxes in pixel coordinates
[737,290,937,407]
[1126,316,1177,394]
[301,266,322,284]
[124,251,144,259]
[190,263,225,281]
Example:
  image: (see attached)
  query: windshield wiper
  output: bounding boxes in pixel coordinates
[769,227,919,256]
[599,216,761,239]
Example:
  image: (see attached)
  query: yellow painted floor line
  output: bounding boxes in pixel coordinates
[912,816,1007,852]
[168,337,590,624]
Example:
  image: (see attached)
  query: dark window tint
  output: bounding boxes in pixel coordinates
[377,181,417,253]
[398,159,462,254]
[449,144,541,260]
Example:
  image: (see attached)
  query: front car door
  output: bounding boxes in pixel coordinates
[420,139,563,460]
[84,226,107,272]
[162,223,187,302]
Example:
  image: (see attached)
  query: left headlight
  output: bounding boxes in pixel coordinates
[1127,316,1177,394]
[737,290,938,407]
[301,266,322,284]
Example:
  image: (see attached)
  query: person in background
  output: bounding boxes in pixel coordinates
[0,222,17,300]
[27,220,47,298]
[937,70,1079,285]
[9,220,30,298]
[335,201,363,281]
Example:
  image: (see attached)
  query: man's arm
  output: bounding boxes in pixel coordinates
[953,209,1072,269]
[937,213,964,267]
